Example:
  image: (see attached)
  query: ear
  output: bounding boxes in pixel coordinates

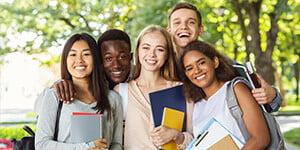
[166,27,171,33]
[198,25,204,36]
[213,56,219,69]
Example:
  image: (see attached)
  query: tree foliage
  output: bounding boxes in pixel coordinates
[0,0,299,102]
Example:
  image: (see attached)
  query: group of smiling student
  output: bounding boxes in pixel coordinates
[34,2,282,150]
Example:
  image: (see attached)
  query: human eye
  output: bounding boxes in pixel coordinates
[119,54,127,59]
[105,56,112,62]
[198,60,206,66]
[188,20,196,25]
[157,47,165,52]
[69,52,76,57]
[185,66,193,72]
[173,21,180,25]
[84,52,91,56]
[142,46,150,50]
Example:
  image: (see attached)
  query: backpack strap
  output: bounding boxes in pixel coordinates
[53,101,63,141]
[226,76,251,141]
[119,83,129,120]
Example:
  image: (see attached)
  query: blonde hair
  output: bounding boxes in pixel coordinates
[133,25,179,81]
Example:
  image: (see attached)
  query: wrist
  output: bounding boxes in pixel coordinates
[270,87,277,101]
[173,130,184,144]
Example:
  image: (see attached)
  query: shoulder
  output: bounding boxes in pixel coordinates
[168,81,183,87]
[107,90,122,105]
[42,88,59,101]
[113,84,120,92]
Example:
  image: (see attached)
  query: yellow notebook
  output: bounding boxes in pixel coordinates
[161,107,185,150]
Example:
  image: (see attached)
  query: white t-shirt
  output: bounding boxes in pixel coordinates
[192,81,245,143]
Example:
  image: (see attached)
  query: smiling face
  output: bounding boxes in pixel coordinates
[183,50,219,89]
[138,31,167,73]
[101,40,131,84]
[167,8,204,55]
[67,40,93,80]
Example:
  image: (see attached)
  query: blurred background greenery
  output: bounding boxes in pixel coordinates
[0,0,299,106]
[0,0,299,148]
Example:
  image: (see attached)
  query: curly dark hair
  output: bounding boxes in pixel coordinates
[177,40,238,102]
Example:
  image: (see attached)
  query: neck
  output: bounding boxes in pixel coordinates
[203,80,225,100]
[73,78,95,104]
[138,70,162,87]
[175,46,183,58]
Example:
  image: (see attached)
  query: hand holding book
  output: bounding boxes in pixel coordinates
[233,62,272,112]
[245,62,272,112]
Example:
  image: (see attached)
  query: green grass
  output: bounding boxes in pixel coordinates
[283,128,300,148]
[278,105,300,114]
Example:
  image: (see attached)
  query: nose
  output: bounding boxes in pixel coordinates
[77,55,84,63]
[180,22,188,29]
[112,58,121,68]
[149,49,156,58]
[194,65,201,74]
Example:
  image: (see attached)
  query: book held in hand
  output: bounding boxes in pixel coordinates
[70,112,103,143]
[160,107,184,150]
[149,85,186,130]
[149,85,186,150]
[233,61,272,112]
[186,118,244,150]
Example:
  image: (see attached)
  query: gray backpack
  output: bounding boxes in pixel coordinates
[226,77,286,150]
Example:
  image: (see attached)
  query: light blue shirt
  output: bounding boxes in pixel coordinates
[35,88,123,150]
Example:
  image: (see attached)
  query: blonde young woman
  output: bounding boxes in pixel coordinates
[114,25,193,150]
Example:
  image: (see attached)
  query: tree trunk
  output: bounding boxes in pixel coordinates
[294,60,300,102]
[230,0,287,85]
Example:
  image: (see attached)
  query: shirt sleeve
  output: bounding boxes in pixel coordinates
[35,88,94,150]
[34,87,51,118]
[108,91,123,150]
[268,86,282,112]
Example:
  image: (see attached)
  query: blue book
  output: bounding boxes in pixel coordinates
[149,85,186,131]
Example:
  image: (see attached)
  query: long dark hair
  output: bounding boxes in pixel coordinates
[61,33,111,115]
[178,40,238,102]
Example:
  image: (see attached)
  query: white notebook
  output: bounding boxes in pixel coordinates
[70,112,103,143]
[186,118,244,150]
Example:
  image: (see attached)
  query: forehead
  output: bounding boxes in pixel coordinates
[170,8,199,22]
[101,40,130,54]
[70,40,90,50]
[183,50,206,63]
[140,32,167,45]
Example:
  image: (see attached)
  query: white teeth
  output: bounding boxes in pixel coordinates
[179,33,190,38]
[196,74,205,80]
[75,66,86,69]
[112,71,121,75]
[147,60,156,64]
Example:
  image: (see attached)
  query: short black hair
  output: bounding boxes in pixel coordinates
[97,29,131,51]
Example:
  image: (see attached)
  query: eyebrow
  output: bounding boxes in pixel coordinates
[173,17,197,21]
[184,57,205,68]
[103,50,127,56]
[70,49,91,52]
[141,43,166,49]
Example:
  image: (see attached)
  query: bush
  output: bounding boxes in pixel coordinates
[0,124,36,140]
